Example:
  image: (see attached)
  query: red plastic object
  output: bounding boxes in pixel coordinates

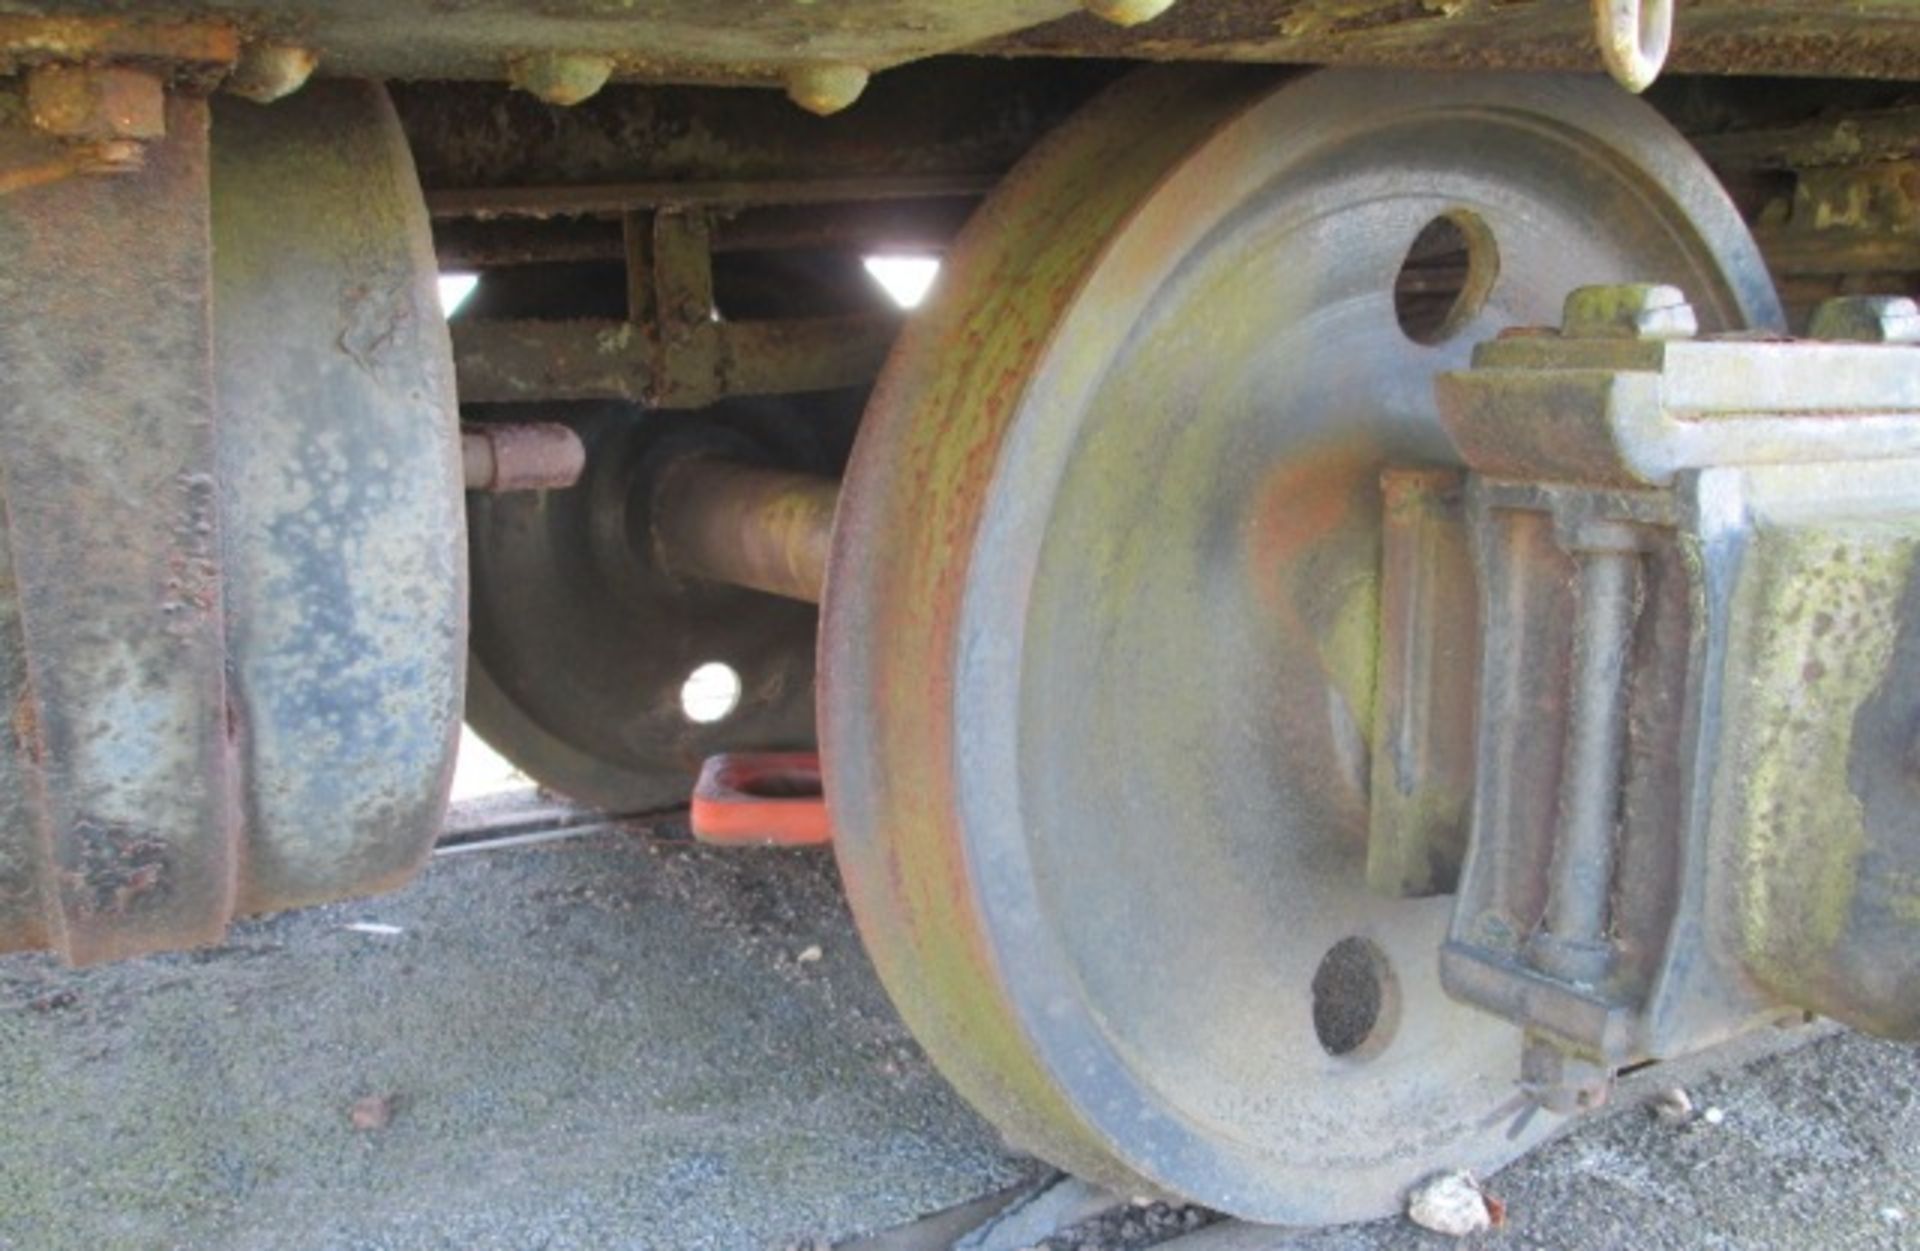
[690,752,831,846]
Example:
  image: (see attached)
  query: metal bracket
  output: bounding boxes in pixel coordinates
[1376,285,1920,1109]
[449,204,901,408]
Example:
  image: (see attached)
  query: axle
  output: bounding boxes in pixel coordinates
[651,456,839,604]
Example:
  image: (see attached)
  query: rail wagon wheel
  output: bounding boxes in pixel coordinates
[820,67,1781,1223]
[0,83,464,962]
[466,399,843,812]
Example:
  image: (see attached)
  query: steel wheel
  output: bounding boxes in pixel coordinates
[821,67,1781,1222]
[467,399,846,811]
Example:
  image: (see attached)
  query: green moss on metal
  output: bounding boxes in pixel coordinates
[1730,522,1918,1002]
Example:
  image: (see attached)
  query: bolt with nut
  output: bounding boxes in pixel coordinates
[1560,283,1698,341]
[1809,295,1920,345]
[25,64,167,175]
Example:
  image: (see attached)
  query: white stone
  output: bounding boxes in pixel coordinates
[1407,1171,1492,1237]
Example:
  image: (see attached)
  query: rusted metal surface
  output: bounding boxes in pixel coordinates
[1366,467,1476,900]
[462,422,587,492]
[466,400,840,814]
[451,313,897,407]
[433,200,976,270]
[10,0,1920,86]
[712,198,979,255]
[690,752,831,847]
[821,65,1776,1224]
[425,173,995,221]
[20,62,165,175]
[225,41,318,103]
[0,15,238,76]
[1725,464,1920,1038]
[414,65,1093,406]
[825,68,1267,1209]
[1736,155,1920,328]
[396,66,1112,203]
[1432,284,1920,1115]
[991,1,1920,82]
[0,91,232,965]
[452,205,900,407]
[652,458,837,604]
[25,64,163,141]
[507,50,614,108]
[1691,104,1920,172]
[209,82,466,921]
[0,82,463,964]
[5,0,1081,86]
[1671,87,1920,329]
[783,62,871,117]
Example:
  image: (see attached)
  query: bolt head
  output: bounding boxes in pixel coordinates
[1808,296,1920,345]
[26,65,165,144]
[1560,283,1698,341]
[784,63,870,116]
[509,52,615,107]
[1083,0,1179,24]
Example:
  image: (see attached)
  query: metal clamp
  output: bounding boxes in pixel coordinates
[1592,0,1673,93]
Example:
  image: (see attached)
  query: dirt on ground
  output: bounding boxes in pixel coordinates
[0,823,1914,1250]
[0,829,1031,1251]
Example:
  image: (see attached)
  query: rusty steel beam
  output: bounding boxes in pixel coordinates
[15,1,1920,88]
[396,66,1111,202]
[450,313,896,407]
[426,173,994,220]
[0,15,238,77]
[1691,104,1920,171]
[6,0,1085,92]
[651,457,839,604]
[989,1,1920,82]
[450,205,902,405]
[432,199,975,270]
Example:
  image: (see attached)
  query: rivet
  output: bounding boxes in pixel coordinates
[1082,0,1179,25]
[509,52,615,107]
[226,43,319,103]
[784,63,869,116]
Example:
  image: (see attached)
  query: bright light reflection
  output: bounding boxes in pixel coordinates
[862,255,940,310]
[681,661,743,725]
[438,272,480,317]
